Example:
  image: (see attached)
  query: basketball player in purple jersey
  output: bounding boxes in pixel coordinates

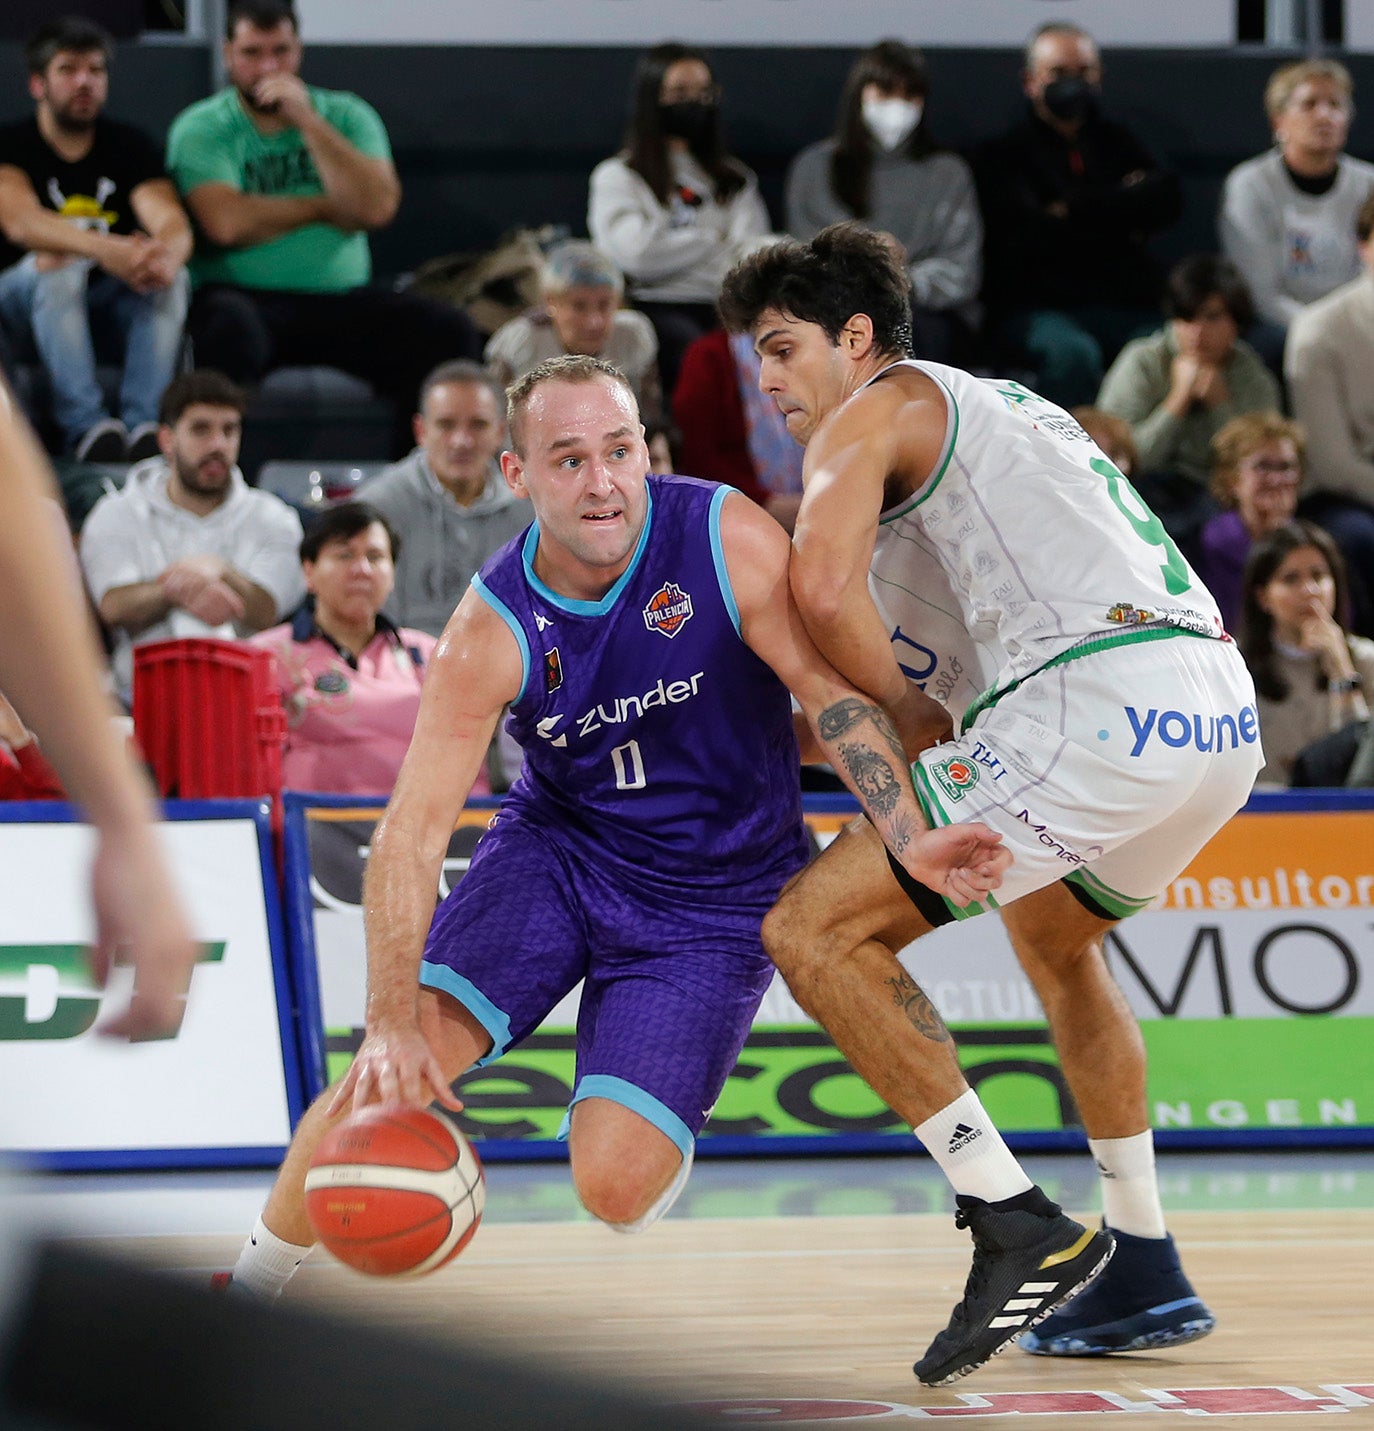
[221,354,1011,1302]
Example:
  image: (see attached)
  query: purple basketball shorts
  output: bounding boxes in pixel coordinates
[419,809,785,1154]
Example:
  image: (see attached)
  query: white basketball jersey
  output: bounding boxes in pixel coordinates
[867,360,1224,722]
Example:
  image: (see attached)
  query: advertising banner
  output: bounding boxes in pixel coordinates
[283,792,1374,1158]
[0,801,303,1169]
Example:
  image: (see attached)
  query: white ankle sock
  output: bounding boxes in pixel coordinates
[1089,1132,1168,1238]
[915,1090,1033,1203]
[231,1215,314,1300]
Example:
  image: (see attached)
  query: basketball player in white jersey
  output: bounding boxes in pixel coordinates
[720,224,1263,1387]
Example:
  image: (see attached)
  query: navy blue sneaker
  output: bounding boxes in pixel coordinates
[1018,1227,1215,1356]
[913,1187,1115,1387]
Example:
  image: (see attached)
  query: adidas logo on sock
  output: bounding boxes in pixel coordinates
[948,1121,983,1153]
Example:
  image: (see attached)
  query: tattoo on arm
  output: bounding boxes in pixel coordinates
[838,740,901,817]
[817,696,909,768]
[885,967,951,1043]
[886,808,915,854]
[817,697,870,742]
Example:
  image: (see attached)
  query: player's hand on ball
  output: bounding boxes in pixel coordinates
[328,1022,465,1118]
[905,821,1010,907]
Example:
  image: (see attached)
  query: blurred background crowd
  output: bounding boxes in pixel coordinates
[3,0,1373,798]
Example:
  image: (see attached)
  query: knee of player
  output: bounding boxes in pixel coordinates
[1013,928,1104,988]
[572,1160,660,1228]
[761,895,838,983]
[760,898,804,973]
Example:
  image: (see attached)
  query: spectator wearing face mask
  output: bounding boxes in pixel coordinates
[786,40,981,363]
[976,21,1183,408]
[588,42,771,393]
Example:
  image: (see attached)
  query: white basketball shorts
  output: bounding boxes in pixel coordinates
[907,631,1264,923]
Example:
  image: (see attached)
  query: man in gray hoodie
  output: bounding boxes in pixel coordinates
[359,360,531,638]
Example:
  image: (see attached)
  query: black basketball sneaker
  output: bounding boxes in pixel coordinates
[913,1186,1116,1386]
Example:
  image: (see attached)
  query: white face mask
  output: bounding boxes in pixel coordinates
[862,95,923,151]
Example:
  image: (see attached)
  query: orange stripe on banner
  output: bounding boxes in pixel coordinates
[1156,811,1374,912]
[304,806,496,832]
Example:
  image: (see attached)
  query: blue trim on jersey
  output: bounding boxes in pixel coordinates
[471,573,531,705]
[520,482,656,617]
[707,483,741,636]
[560,1074,695,1158]
[418,962,512,1067]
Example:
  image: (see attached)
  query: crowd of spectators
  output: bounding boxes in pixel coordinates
[2,4,1373,795]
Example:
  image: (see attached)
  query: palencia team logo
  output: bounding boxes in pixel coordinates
[643,581,693,639]
[931,756,979,802]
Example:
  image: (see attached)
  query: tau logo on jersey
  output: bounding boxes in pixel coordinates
[931,757,979,802]
[543,646,563,692]
[643,581,694,639]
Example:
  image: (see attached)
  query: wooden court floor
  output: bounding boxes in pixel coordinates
[110,1205,1374,1427]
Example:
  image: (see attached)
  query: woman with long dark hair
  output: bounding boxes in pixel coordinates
[588,43,770,391]
[1240,518,1374,783]
[785,39,981,362]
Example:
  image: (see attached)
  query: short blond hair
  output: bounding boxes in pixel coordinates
[1265,58,1352,121]
[506,354,637,456]
[1210,411,1305,506]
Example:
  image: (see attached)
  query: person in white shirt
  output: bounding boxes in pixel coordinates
[1219,58,1374,370]
[78,368,304,704]
[588,43,770,392]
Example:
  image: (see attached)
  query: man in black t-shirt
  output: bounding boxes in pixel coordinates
[0,18,192,461]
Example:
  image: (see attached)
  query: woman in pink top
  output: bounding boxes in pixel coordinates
[251,502,491,796]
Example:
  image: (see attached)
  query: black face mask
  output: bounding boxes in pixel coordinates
[1042,76,1098,124]
[658,100,716,145]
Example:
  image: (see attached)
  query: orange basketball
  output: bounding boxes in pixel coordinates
[304,1103,485,1277]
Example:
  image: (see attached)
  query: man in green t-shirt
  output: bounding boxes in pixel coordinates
[166,0,479,450]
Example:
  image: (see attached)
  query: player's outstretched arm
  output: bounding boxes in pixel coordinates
[790,380,953,758]
[332,587,519,1116]
[0,387,197,1040]
[722,494,1007,904]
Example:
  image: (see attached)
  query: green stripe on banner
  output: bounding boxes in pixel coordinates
[1141,1016,1373,1133]
[329,1016,1374,1143]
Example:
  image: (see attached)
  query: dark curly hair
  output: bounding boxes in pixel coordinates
[718,222,913,358]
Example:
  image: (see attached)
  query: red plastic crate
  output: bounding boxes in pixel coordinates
[132,638,286,800]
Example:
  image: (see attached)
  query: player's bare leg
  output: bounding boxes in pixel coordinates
[568,1098,687,1230]
[762,815,963,1121]
[1002,884,1216,1356]
[1000,887,1144,1138]
[763,815,1113,1384]
[224,991,491,1299]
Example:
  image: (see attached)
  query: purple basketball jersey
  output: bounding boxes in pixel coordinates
[472,475,808,895]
